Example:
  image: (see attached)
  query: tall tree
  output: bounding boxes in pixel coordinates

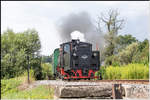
[96,9,124,65]
[1,29,42,79]
[115,34,138,52]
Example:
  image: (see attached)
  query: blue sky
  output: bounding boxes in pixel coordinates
[1,1,150,55]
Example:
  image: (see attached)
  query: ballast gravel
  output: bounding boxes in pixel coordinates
[33,80,112,86]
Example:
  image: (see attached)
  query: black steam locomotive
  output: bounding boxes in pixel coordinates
[52,39,100,80]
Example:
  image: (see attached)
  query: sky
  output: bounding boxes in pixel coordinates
[1,1,150,55]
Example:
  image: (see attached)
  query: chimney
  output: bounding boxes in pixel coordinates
[96,43,99,50]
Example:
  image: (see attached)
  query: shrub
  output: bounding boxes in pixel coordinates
[95,66,107,79]
[41,63,53,80]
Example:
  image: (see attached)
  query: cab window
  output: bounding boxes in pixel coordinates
[64,44,70,53]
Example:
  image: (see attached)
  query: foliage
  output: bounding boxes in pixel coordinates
[41,63,53,80]
[106,39,148,66]
[97,9,124,65]
[132,39,149,65]
[1,28,42,79]
[21,69,35,83]
[138,39,149,52]
[104,56,114,66]
[1,77,54,99]
[104,35,139,66]
[95,66,107,79]
[115,34,138,52]
[117,42,139,65]
[42,55,52,63]
[97,10,148,66]
[103,64,149,79]
[111,39,149,66]
[30,57,43,80]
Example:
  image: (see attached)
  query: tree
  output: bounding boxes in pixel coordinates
[105,38,149,66]
[1,29,25,78]
[137,39,149,52]
[42,55,52,63]
[1,29,42,79]
[96,9,124,65]
[118,42,139,65]
[115,34,138,52]
[132,39,149,64]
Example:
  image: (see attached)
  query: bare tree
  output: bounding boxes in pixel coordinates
[96,9,125,65]
[97,9,124,34]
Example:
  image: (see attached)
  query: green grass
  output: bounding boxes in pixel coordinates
[96,63,149,80]
[1,77,22,95]
[1,77,54,99]
[2,85,54,99]
[104,63,149,80]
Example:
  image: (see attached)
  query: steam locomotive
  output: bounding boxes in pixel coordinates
[52,39,100,80]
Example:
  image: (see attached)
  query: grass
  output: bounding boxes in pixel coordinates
[104,63,149,80]
[1,75,54,99]
[96,63,149,80]
[2,85,54,99]
[1,77,22,95]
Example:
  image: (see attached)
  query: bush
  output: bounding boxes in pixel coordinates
[41,63,53,80]
[133,41,149,65]
[95,66,107,79]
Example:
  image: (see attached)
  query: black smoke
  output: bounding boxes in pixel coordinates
[56,11,105,50]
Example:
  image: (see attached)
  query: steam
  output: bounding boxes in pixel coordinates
[71,31,85,42]
[56,11,105,50]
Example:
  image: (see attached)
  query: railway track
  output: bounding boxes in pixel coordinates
[67,79,149,84]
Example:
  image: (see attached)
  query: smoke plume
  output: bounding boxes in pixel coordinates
[56,11,105,50]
